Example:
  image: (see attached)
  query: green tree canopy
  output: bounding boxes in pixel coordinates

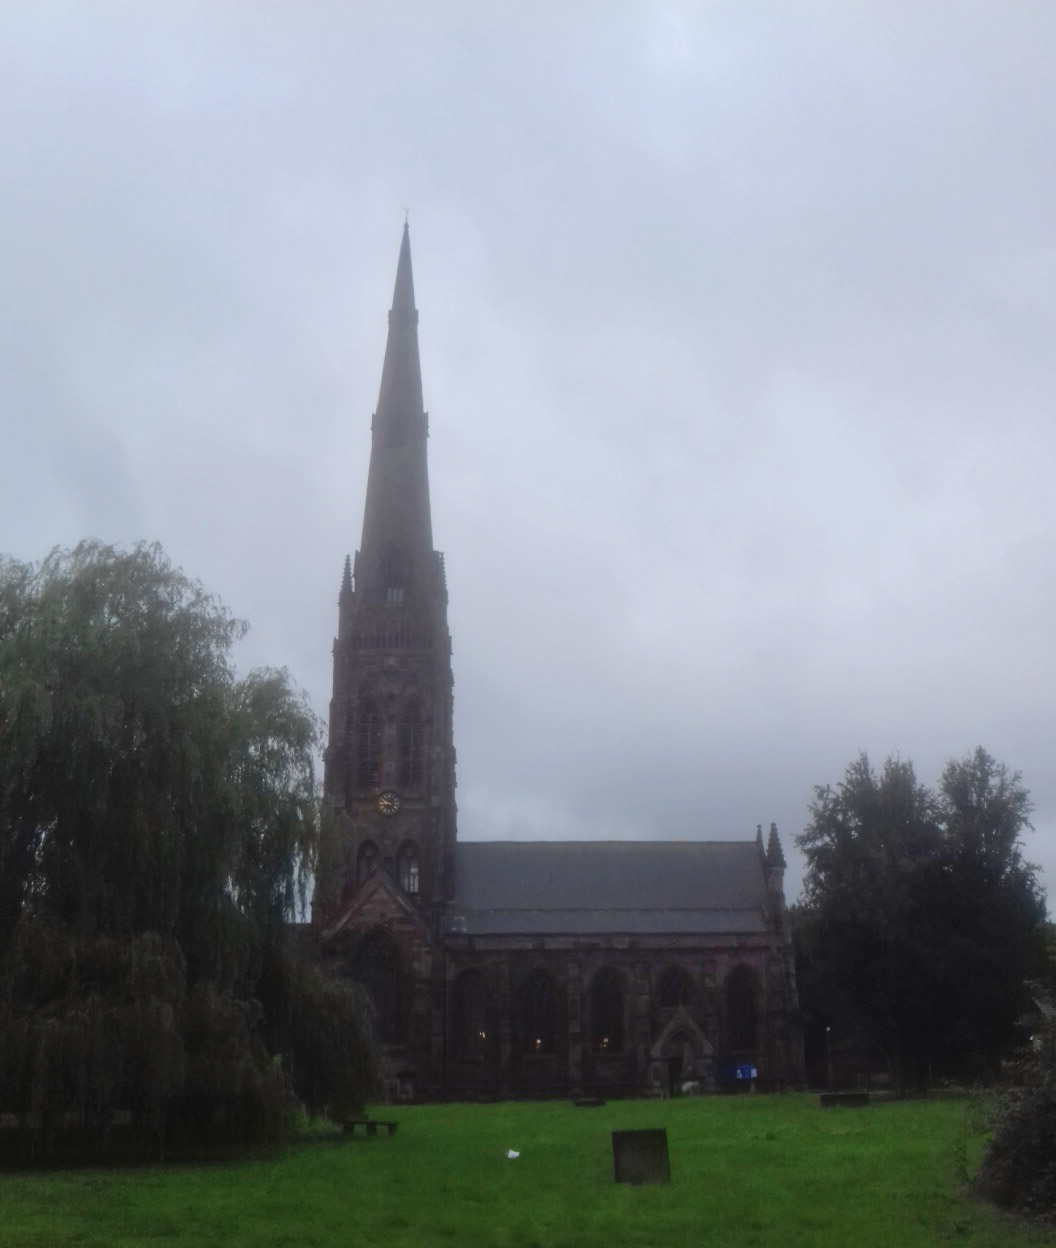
[0,542,379,1158]
[796,749,1047,1086]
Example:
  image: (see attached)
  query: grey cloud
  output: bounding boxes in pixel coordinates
[2,3,1054,902]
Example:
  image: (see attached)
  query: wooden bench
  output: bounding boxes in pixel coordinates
[343,1119,398,1137]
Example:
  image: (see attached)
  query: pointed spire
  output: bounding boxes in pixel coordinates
[390,221,416,323]
[357,224,435,600]
[374,222,424,434]
[340,554,352,596]
[766,822,786,869]
[756,824,765,855]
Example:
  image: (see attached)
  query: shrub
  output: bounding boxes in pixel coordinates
[975,1013,1056,1219]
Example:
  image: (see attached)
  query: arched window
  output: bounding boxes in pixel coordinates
[399,700,424,787]
[397,843,420,895]
[519,969,558,1055]
[352,930,403,1042]
[357,840,379,881]
[590,968,624,1053]
[658,966,693,1010]
[356,700,382,789]
[726,965,760,1052]
[452,971,493,1058]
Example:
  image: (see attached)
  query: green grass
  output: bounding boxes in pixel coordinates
[0,1095,1051,1247]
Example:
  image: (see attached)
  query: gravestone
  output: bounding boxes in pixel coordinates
[611,1128,671,1185]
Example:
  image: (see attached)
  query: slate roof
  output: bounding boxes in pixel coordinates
[447,841,770,937]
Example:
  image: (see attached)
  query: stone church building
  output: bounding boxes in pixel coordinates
[312,226,803,1099]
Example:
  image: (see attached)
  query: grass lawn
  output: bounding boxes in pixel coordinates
[1,1095,1051,1247]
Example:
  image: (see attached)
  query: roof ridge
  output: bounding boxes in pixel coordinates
[461,905,764,912]
[456,839,758,847]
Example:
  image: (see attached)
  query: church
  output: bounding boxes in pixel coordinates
[311,226,803,1100]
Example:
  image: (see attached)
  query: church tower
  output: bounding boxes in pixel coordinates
[318,224,456,931]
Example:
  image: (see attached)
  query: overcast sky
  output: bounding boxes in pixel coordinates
[3,3,1055,906]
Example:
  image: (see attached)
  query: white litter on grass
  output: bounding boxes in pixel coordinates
[506,1149,520,1160]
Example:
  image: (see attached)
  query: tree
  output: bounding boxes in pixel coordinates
[932,749,1047,1072]
[796,749,1046,1088]
[0,542,379,1158]
[796,753,945,1087]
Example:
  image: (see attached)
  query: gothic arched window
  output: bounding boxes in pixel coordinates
[357,840,379,881]
[658,965,693,1010]
[590,968,624,1053]
[726,965,760,1052]
[356,700,382,789]
[399,700,424,788]
[397,842,420,895]
[519,969,558,1055]
[352,929,403,1042]
[452,971,493,1059]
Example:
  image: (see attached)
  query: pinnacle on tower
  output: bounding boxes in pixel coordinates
[766,822,787,869]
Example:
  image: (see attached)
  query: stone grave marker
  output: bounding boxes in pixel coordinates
[611,1128,670,1185]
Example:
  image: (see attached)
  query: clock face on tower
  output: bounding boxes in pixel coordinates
[377,790,401,817]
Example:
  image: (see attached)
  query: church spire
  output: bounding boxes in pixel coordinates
[319,223,457,926]
[390,220,416,321]
[356,224,435,603]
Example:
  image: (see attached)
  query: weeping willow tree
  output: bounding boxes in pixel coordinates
[0,541,379,1159]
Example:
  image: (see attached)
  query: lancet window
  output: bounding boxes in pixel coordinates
[452,971,493,1059]
[356,700,382,789]
[398,700,424,787]
[357,841,379,881]
[397,842,420,895]
[519,969,558,1055]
